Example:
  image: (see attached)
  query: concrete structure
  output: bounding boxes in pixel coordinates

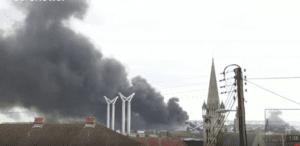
[119,92,135,135]
[104,96,118,130]
[202,59,227,146]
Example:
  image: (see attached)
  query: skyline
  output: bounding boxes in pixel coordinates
[0,0,300,128]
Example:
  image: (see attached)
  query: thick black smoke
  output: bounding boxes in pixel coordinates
[0,0,189,130]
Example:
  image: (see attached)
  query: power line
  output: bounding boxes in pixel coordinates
[212,93,236,146]
[224,84,235,108]
[205,85,236,144]
[245,80,300,106]
[216,55,300,58]
[208,92,236,146]
[163,88,208,95]
[150,75,209,84]
[247,77,300,80]
[208,92,237,146]
[159,82,208,89]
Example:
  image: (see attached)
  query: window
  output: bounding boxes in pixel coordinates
[205,119,211,124]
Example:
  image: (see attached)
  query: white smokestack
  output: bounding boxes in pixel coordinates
[111,96,118,131]
[104,96,111,129]
[119,92,135,135]
[127,93,135,135]
[119,93,126,135]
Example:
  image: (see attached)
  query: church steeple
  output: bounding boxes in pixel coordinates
[207,58,220,109]
[203,58,227,146]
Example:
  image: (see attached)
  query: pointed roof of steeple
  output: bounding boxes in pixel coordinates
[207,58,220,109]
[220,100,225,109]
[202,100,207,109]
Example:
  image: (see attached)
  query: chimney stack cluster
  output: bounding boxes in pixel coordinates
[84,116,96,128]
[34,118,43,124]
[32,118,44,128]
[86,117,94,123]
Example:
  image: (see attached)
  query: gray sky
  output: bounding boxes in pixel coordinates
[1,0,300,125]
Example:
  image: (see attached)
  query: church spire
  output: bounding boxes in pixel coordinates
[207,58,220,109]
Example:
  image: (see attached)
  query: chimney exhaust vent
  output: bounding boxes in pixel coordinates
[84,116,95,128]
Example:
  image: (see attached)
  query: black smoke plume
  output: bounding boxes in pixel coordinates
[0,0,189,130]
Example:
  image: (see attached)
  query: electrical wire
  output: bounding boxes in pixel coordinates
[212,91,236,134]
[245,80,300,106]
[208,92,237,146]
[159,82,208,89]
[206,98,234,146]
[207,93,237,146]
[224,84,235,108]
[206,78,237,145]
[247,77,300,80]
[205,86,236,145]
[149,75,209,84]
[163,88,208,95]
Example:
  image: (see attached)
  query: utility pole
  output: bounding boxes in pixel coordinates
[236,67,248,146]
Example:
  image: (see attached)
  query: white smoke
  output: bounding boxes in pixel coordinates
[0,101,89,124]
[0,101,41,123]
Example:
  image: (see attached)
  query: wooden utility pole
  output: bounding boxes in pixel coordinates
[237,68,248,146]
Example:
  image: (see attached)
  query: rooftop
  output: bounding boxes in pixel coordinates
[0,123,144,146]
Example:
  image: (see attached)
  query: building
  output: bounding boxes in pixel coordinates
[0,118,144,146]
[202,59,267,146]
[217,132,266,146]
[202,59,227,146]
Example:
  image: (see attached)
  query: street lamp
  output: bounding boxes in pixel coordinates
[216,109,236,113]
[216,109,236,116]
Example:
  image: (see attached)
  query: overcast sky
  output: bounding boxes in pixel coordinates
[1,0,300,125]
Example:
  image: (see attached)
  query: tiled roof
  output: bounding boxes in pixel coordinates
[216,132,258,146]
[0,123,144,146]
[132,137,188,146]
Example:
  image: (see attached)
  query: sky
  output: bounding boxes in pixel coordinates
[1,0,300,130]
